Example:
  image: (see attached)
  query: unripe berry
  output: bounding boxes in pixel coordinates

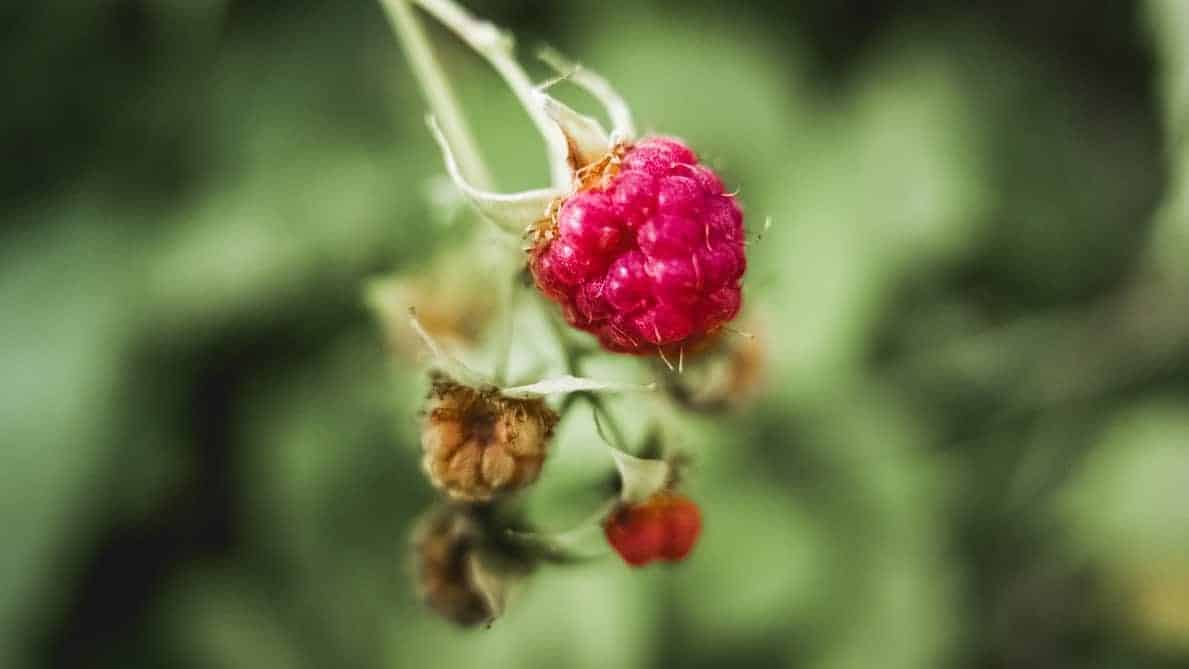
[421,376,558,502]
[604,493,702,567]
[530,137,745,354]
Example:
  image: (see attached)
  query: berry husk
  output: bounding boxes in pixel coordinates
[367,271,494,360]
[412,506,494,626]
[662,318,765,412]
[421,375,559,502]
[411,505,534,627]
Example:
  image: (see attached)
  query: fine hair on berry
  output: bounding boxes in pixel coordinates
[531,137,745,354]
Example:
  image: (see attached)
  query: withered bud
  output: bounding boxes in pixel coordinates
[662,319,765,413]
[411,505,529,627]
[366,247,498,361]
[421,375,559,502]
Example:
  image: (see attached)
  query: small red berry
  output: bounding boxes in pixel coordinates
[531,137,745,354]
[604,503,666,566]
[658,496,702,561]
[604,493,703,567]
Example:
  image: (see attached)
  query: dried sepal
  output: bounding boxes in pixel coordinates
[426,116,563,235]
[382,0,494,189]
[365,246,504,359]
[412,504,533,627]
[413,0,572,188]
[589,403,671,504]
[661,319,766,413]
[536,91,612,173]
[412,506,495,626]
[500,374,655,399]
[407,306,491,387]
[606,447,671,505]
[538,47,636,142]
[464,548,509,621]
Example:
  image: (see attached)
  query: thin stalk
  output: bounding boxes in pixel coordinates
[413,0,572,189]
[381,0,494,189]
[541,304,591,378]
[587,393,631,453]
[491,269,521,385]
[539,46,636,141]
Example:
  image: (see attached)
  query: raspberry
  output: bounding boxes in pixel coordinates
[604,493,703,567]
[530,137,745,354]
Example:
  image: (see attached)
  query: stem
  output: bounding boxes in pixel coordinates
[587,394,631,453]
[541,304,582,375]
[412,0,572,189]
[381,0,494,189]
[539,47,636,141]
[491,270,521,385]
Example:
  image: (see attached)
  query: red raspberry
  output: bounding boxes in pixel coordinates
[530,137,745,354]
[604,493,703,567]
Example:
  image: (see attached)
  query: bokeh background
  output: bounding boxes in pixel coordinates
[4,0,1189,667]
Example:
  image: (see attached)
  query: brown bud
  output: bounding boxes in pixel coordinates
[421,376,559,502]
[366,248,497,361]
[662,318,765,413]
[411,506,512,627]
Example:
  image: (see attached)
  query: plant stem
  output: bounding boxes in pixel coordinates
[491,270,521,385]
[380,0,494,189]
[384,0,580,385]
[538,47,636,141]
[587,393,631,452]
[412,0,571,189]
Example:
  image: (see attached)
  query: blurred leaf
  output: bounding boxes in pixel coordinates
[0,203,138,668]
[385,561,658,669]
[1059,398,1189,565]
[763,34,991,398]
[159,567,305,669]
[1146,0,1189,276]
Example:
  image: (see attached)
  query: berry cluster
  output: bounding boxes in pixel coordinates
[531,137,746,354]
[382,0,755,627]
[603,493,703,566]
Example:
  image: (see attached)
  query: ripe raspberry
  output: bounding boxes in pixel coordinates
[530,137,745,354]
[604,493,702,567]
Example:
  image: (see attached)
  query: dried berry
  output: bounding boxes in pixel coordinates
[530,137,745,354]
[421,376,558,502]
[604,492,702,566]
[412,506,494,626]
[411,505,533,627]
[663,319,766,412]
[359,245,494,361]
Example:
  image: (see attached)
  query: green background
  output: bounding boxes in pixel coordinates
[3,1,1188,667]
